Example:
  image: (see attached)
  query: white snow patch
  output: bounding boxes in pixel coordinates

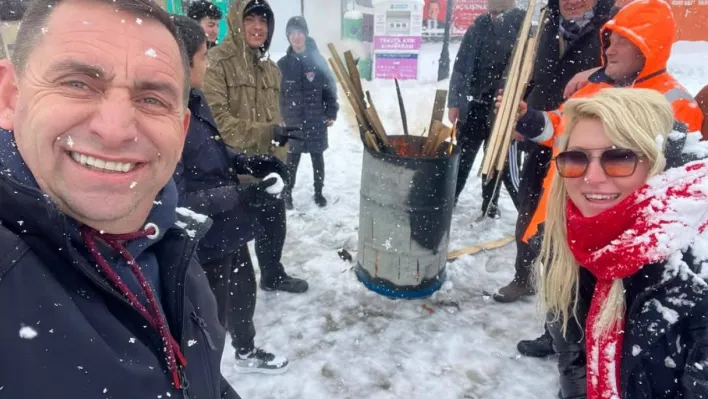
[129,181,137,189]
[632,345,641,356]
[67,135,74,148]
[129,337,136,343]
[19,326,38,339]
[176,207,208,223]
[187,340,197,347]
[344,10,364,19]
[665,357,677,368]
[144,48,158,58]
[135,18,143,25]
[264,173,285,196]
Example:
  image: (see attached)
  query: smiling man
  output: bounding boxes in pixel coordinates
[0,0,239,397]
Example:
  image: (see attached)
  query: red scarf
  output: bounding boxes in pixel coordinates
[566,160,708,399]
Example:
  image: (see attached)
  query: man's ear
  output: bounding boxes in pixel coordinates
[182,108,191,140]
[0,59,18,131]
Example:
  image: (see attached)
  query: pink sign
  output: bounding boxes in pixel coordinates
[373,36,422,51]
[375,53,418,80]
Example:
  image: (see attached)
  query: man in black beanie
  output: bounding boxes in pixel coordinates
[187,0,223,49]
[278,16,339,209]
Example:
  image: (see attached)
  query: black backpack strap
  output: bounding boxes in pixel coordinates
[0,223,30,281]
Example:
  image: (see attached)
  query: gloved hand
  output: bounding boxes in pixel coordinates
[240,176,282,208]
[243,154,290,184]
[272,125,302,147]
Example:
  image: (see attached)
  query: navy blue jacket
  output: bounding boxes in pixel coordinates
[0,130,239,398]
[277,38,339,154]
[174,89,258,263]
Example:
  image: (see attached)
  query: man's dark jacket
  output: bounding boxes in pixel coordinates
[277,37,339,154]
[174,89,259,264]
[0,128,239,399]
[448,8,525,126]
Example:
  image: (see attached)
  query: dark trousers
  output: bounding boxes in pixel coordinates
[455,104,521,213]
[202,245,256,353]
[253,199,287,284]
[286,152,325,192]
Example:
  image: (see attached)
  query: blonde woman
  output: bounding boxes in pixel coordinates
[537,87,708,399]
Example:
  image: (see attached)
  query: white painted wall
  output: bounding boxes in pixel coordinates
[303,0,343,49]
[268,0,302,54]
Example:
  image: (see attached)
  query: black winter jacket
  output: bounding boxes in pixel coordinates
[0,131,239,398]
[552,133,708,399]
[277,38,339,154]
[516,0,617,239]
[174,89,259,264]
[448,8,525,126]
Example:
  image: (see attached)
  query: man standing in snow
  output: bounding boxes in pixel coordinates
[173,14,290,374]
[278,16,339,209]
[203,0,309,294]
[0,0,238,397]
[447,0,524,219]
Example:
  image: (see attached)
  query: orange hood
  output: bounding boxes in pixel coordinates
[600,0,676,80]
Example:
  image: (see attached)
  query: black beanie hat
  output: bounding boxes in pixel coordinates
[286,16,309,37]
[244,0,272,22]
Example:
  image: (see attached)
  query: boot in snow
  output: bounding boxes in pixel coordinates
[517,329,554,358]
[234,347,289,374]
[260,273,309,293]
[314,185,327,207]
[492,278,534,303]
[283,188,294,210]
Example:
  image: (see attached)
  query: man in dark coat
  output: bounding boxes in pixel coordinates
[447,0,524,219]
[0,0,238,397]
[505,0,617,358]
[172,15,290,374]
[278,16,339,209]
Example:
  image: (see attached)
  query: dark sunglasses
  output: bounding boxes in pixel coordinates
[554,148,641,178]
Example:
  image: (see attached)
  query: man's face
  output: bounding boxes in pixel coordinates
[288,30,306,53]
[199,17,220,43]
[559,0,595,20]
[243,13,268,49]
[191,42,209,89]
[605,32,645,81]
[0,1,190,233]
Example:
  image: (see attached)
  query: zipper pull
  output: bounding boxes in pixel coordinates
[190,311,217,350]
[178,366,191,399]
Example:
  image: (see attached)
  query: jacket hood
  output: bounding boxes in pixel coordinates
[287,37,320,56]
[222,0,275,56]
[600,0,675,80]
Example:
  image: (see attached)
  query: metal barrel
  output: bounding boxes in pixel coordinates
[356,135,459,299]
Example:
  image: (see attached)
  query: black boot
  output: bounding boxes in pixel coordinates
[260,273,309,293]
[314,185,327,207]
[283,188,293,210]
[517,328,554,358]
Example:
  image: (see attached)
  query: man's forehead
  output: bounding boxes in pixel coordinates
[36,2,183,74]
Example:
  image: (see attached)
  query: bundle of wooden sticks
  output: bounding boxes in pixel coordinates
[327,43,456,158]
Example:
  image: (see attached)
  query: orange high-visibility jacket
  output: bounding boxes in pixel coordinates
[518,0,705,243]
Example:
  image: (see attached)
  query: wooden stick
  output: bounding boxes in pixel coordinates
[344,51,365,105]
[428,90,448,137]
[394,78,409,137]
[480,0,538,177]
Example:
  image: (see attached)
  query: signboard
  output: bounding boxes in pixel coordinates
[373,35,422,50]
[422,0,488,39]
[375,53,418,79]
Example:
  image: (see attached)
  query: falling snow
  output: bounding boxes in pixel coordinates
[130,181,137,189]
[19,326,38,339]
[136,18,143,25]
[187,340,197,347]
[144,48,158,58]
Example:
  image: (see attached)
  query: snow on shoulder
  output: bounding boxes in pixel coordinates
[176,207,208,224]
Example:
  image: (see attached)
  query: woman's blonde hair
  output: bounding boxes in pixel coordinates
[536,87,674,337]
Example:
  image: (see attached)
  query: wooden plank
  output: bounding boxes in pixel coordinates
[428,90,448,136]
[344,51,365,104]
[394,78,409,137]
[447,236,515,261]
[480,0,537,177]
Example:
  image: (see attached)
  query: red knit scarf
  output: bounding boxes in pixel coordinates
[566,160,708,399]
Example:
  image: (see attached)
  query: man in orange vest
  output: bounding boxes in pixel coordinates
[512,0,703,251]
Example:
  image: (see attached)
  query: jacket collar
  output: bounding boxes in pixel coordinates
[189,89,219,132]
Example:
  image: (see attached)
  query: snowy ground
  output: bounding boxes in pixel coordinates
[222,41,708,399]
